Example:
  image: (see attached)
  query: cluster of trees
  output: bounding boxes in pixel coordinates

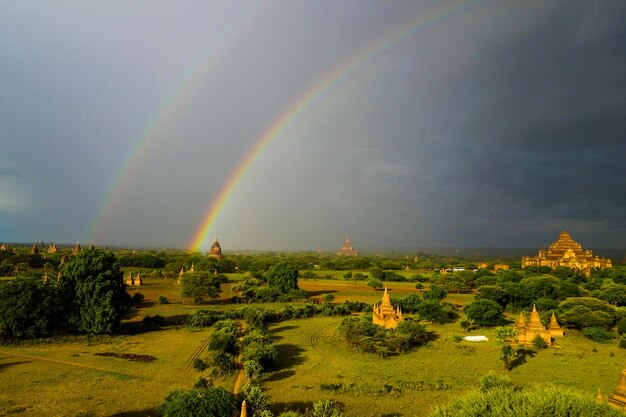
[232,263,307,303]
[0,248,131,341]
[339,316,430,357]
[160,384,344,417]
[388,286,456,324]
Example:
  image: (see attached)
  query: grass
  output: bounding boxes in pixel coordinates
[260,315,626,417]
[1,275,626,416]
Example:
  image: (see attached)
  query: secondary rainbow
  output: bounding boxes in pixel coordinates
[89,3,263,244]
[189,0,478,251]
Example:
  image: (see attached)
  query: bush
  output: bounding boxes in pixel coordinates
[240,384,270,417]
[131,292,145,304]
[310,400,344,417]
[158,295,168,304]
[187,310,222,328]
[430,385,622,417]
[367,278,383,289]
[478,373,514,392]
[192,358,208,372]
[582,327,615,343]
[159,387,236,417]
[619,336,626,349]
[532,334,548,350]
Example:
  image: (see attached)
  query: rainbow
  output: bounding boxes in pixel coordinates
[189,0,476,251]
[89,3,264,244]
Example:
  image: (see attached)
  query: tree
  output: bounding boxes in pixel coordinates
[180,271,222,304]
[266,263,299,293]
[159,387,236,417]
[464,299,504,326]
[423,285,447,301]
[494,327,517,371]
[475,285,508,307]
[0,277,60,341]
[63,248,130,335]
[240,383,270,416]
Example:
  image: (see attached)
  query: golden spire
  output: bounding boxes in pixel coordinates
[528,304,543,327]
[549,312,560,327]
[597,388,604,403]
[240,400,247,417]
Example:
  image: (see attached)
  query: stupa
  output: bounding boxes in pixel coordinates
[209,239,223,259]
[514,306,563,346]
[522,231,611,276]
[609,367,626,409]
[337,236,358,256]
[47,243,57,253]
[31,242,39,255]
[73,241,82,254]
[372,286,403,329]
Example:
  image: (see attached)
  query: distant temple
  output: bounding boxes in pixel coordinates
[31,242,39,255]
[522,230,612,276]
[0,244,8,251]
[73,241,82,254]
[608,367,626,409]
[209,239,223,259]
[372,286,403,329]
[126,271,142,286]
[514,305,563,346]
[47,243,57,253]
[337,236,358,256]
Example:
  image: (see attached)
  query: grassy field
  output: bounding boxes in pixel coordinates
[2,276,626,416]
[262,316,626,417]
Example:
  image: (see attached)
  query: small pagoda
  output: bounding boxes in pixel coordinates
[515,305,563,346]
[31,242,39,255]
[609,367,626,409]
[372,286,403,329]
[47,243,57,253]
[73,241,82,254]
[209,239,223,259]
[522,230,612,276]
[337,236,358,256]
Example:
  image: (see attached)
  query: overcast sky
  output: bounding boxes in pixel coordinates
[1,1,625,251]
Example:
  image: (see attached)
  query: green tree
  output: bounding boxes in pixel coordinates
[241,383,270,416]
[159,387,236,417]
[423,285,447,301]
[180,271,222,304]
[367,278,383,289]
[63,248,130,335]
[0,277,60,341]
[266,263,299,293]
[464,299,504,326]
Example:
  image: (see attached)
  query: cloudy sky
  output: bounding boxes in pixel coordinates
[1,0,625,251]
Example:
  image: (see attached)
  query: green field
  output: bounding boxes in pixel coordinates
[1,276,626,416]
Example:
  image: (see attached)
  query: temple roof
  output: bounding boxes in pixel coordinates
[337,235,358,256]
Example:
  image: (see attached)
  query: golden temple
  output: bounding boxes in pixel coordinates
[209,239,223,259]
[337,235,358,256]
[609,367,626,409]
[514,305,562,346]
[521,230,612,275]
[372,286,403,329]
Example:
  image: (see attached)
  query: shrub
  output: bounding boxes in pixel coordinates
[192,358,208,372]
[187,310,222,328]
[240,383,270,416]
[131,292,145,304]
[367,278,383,289]
[310,400,344,417]
[478,373,514,392]
[582,327,615,343]
[532,334,548,350]
[619,336,626,349]
[158,295,168,304]
[159,387,236,417]
[430,385,622,417]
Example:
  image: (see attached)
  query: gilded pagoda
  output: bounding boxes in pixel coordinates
[337,236,358,256]
[522,230,612,275]
[209,239,223,259]
[372,286,403,329]
[514,305,563,346]
[609,367,626,409]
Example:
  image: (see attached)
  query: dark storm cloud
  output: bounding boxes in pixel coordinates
[0,167,20,178]
[421,1,626,245]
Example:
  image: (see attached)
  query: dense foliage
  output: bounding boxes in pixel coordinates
[159,387,236,417]
[0,248,131,341]
[179,271,224,304]
[339,316,429,357]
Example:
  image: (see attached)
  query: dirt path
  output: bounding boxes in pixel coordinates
[308,319,340,370]
[232,320,247,394]
[183,338,210,371]
[0,350,141,378]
